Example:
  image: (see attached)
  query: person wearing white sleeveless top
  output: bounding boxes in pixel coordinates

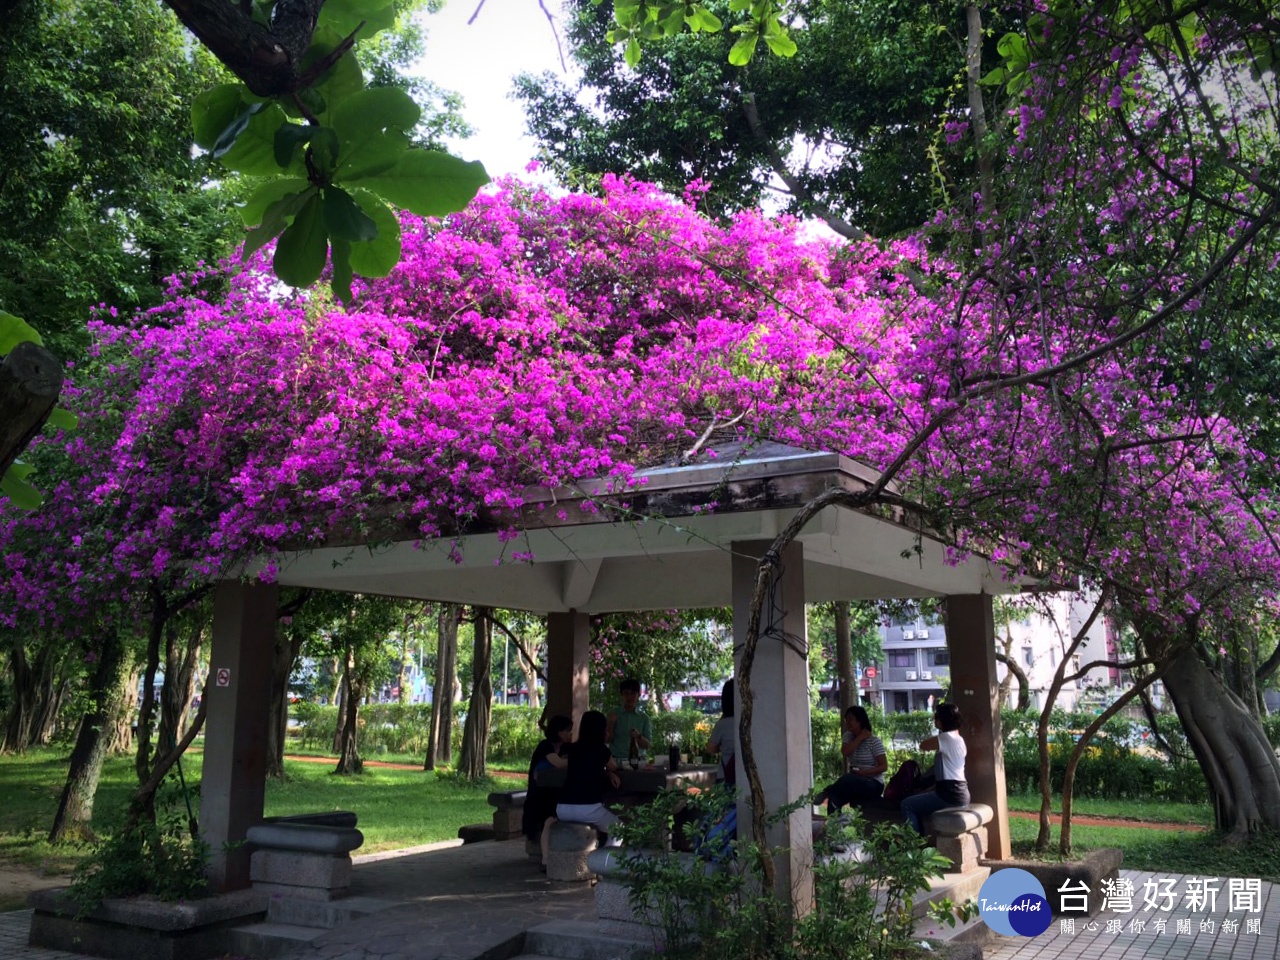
[901,703,970,833]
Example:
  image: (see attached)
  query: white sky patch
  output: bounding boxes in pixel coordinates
[412,0,575,180]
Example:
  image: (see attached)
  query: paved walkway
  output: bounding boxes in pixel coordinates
[0,843,1274,960]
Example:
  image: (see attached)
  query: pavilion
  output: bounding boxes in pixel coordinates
[202,440,1020,912]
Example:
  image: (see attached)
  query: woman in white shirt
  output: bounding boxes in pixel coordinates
[901,703,969,833]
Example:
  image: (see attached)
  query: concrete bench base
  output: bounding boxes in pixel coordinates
[27,887,267,960]
[246,814,364,901]
[545,822,599,882]
[983,848,1124,916]
[487,789,527,841]
[932,803,993,875]
[587,847,721,944]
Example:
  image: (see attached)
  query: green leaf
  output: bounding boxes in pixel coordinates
[660,6,685,35]
[274,194,329,288]
[728,0,750,11]
[308,126,342,181]
[357,150,489,217]
[0,466,41,510]
[0,311,44,353]
[275,124,315,170]
[330,87,422,145]
[323,186,378,242]
[244,188,317,261]
[331,238,355,305]
[348,190,401,277]
[192,84,248,150]
[979,66,1007,87]
[625,36,642,67]
[45,407,77,431]
[304,28,366,114]
[218,103,295,176]
[240,178,312,227]
[334,131,410,182]
[764,28,797,57]
[688,7,722,31]
[729,32,759,65]
[317,0,398,41]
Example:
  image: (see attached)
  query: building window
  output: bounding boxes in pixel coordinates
[1023,646,1034,668]
[889,652,915,668]
[929,650,950,666]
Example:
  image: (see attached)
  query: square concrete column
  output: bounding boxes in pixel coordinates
[203,579,278,891]
[731,540,813,915]
[944,593,1011,859]
[546,611,590,732]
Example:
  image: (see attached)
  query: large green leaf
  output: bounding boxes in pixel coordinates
[240,178,312,227]
[274,193,329,287]
[0,311,44,353]
[244,188,317,261]
[274,123,316,169]
[304,28,366,116]
[218,103,296,176]
[192,84,247,149]
[317,0,399,41]
[323,186,378,241]
[330,87,422,145]
[336,131,410,182]
[358,151,489,217]
[0,464,41,510]
[348,190,401,277]
[331,237,356,305]
[45,407,77,431]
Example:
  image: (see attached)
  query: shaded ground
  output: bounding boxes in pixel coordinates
[0,866,68,913]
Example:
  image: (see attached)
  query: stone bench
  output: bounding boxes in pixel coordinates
[487,788,527,840]
[930,803,993,874]
[545,821,599,882]
[246,814,364,901]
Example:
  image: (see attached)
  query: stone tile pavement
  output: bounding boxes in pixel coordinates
[0,843,1274,960]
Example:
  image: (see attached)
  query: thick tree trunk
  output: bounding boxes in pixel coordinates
[3,641,72,753]
[334,642,363,774]
[48,632,129,843]
[1161,646,1280,840]
[994,650,1030,711]
[458,610,492,781]
[110,666,140,755]
[1,641,35,753]
[425,604,460,770]
[30,648,70,746]
[521,641,541,710]
[834,601,855,717]
[0,341,62,479]
[135,586,168,783]
[332,666,349,756]
[156,619,204,766]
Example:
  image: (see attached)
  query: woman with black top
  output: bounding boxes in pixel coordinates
[524,714,573,862]
[555,710,622,843]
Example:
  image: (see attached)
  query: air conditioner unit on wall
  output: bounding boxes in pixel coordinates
[903,630,915,639]
[905,671,917,681]
[918,629,929,638]
[920,671,932,680]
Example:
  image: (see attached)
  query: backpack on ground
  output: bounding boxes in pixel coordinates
[882,759,921,802]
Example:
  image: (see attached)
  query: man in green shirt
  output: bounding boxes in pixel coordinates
[606,677,653,760]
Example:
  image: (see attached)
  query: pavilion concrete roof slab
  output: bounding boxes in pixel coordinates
[259,440,1019,611]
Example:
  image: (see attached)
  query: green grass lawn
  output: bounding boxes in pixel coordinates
[0,747,493,876]
[1004,791,1213,825]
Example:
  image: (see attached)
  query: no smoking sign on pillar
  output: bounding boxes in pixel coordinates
[215,667,231,687]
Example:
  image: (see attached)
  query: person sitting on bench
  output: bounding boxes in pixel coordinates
[812,705,888,813]
[901,703,969,834]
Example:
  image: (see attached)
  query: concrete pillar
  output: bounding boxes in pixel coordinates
[202,579,278,891]
[546,611,590,732]
[944,593,1011,859]
[731,540,813,915]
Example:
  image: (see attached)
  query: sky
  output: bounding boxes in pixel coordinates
[411,0,576,179]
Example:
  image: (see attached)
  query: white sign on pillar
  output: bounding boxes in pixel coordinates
[215,667,231,687]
